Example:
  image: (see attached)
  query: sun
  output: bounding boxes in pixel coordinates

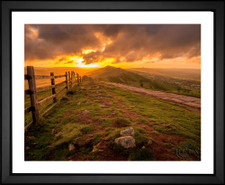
[70,57,99,68]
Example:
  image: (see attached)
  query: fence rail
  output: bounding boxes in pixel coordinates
[24,66,82,131]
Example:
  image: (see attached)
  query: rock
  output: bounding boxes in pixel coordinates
[92,142,104,153]
[115,136,136,149]
[107,101,113,106]
[51,128,56,134]
[100,104,106,108]
[120,127,134,137]
[26,136,35,140]
[68,143,75,151]
[25,146,30,150]
[83,110,90,115]
[142,146,146,149]
[77,102,81,105]
[147,140,153,146]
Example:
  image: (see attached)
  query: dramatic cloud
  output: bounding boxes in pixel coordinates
[25,24,200,65]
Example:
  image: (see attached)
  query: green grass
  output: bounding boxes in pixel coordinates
[25,82,68,125]
[172,139,200,160]
[25,79,200,161]
[110,117,131,128]
[108,85,200,141]
[137,118,150,125]
[128,148,154,161]
[89,66,200,97]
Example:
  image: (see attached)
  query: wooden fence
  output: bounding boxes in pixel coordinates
[24,66,82,130]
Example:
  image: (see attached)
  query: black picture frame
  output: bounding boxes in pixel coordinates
[1,0,224,184]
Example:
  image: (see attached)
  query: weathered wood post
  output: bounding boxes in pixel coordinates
[65,72,68,94]
[70,71,72,87]
[68,71,71,88]
[77,73,80,86]
[70,71,73,88]
[50,72,56,103]
[71,71,73,87]
[27,66,39,124]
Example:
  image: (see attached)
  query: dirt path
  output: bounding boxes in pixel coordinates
[104,82,200,113]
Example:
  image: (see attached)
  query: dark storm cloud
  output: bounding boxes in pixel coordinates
[100,25,200,62]
[25,24,200,63]
[25,25,101,60]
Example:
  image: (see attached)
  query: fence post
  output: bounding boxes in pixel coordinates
[65,72,68,94]
[77,73,80,86]
[79,76,82,84]
[68,71,71,88]
[27,66,39,124]
[50,72,56,103]
[71,71,73,87]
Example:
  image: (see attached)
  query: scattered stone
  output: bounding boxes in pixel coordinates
[115,136,136,149]
[120,127,134,137]
[77,102,81,105]
[51,128,56,134]
[83,110,90,115]
[68,143,75,151]
[92,142,104,153]
[107,101,113,106]
[142,146,146,149]
[147,140,153,146]
[100,104,106,108]
[26,136,35,140]
[111,112,117,116]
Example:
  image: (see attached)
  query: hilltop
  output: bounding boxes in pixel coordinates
[87,66,148,85]
[87,66,201,97]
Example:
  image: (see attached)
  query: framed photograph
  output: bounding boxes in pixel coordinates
[1,0,224,184]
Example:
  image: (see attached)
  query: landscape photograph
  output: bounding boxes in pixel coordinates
[24,24,201,161]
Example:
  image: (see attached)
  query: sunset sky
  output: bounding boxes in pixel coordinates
[25,24,201,69]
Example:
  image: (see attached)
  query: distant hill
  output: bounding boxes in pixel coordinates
[87,66,148,86]
[128,68,200,81]
[88,66,201,97]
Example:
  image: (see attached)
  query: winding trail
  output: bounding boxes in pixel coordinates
[104,82,201,113]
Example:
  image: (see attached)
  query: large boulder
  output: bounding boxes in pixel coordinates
[120,127,134,136]
[115,136,136,149]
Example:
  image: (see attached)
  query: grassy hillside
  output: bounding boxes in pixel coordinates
[25,80,200,161]
[88,66,148,85]
[128,68,201,81]
[88,66,201,97]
